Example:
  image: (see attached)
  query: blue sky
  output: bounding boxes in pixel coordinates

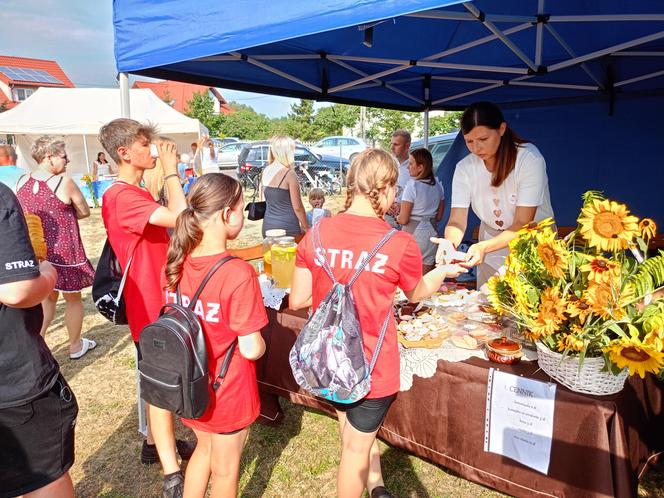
[0,0,300,117]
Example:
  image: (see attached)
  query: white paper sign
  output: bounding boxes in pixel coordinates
[484,369,557,474]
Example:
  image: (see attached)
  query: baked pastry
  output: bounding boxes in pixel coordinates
[25,213,47,262]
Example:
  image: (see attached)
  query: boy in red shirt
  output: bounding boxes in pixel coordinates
[99,118,191,497]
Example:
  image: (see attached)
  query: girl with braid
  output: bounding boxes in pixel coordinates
[290,149,466,498]
[162,173,267,498]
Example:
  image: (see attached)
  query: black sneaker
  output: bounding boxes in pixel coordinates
[162,472,184,498]
[141,439,197,465]
[371,486,394,498]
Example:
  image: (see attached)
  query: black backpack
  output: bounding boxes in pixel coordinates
[138,255,237,419]
[92,239,133,325]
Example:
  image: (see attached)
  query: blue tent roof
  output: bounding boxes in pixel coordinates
[114,0,664,111]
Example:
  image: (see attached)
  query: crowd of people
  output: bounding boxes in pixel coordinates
[0,101,555,498]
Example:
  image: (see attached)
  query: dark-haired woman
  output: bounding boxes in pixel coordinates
[91,151,115,180]
[398,148,445,273]
[444,101,555,286]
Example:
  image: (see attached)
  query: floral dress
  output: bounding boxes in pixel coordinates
[17,175,95,292]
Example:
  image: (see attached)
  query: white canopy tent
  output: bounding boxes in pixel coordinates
[0,87,208,176]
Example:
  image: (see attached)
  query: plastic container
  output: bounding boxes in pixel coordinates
[262,229,286,277]
[271,236,297,289]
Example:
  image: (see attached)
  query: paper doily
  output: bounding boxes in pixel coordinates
[399,341,538,391]
[259,274,288,310]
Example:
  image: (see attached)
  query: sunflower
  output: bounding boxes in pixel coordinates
[517,217,555,237]
[578,199,639,252]
[486,276,508,315]
[605,337,664,378]
[556,333,585,352]
[536,230,568,279]
[584,282,630,321]
[538,287,566,323]
[642,314,664,351]
[579,254,621,285]
[509,277,533,316]
[566,296,592,325]
[527,318,559,340]
[639,218,657,242]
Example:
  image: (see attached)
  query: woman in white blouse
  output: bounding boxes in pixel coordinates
[91,152,115,180]
[398,148,445,272]
[444,101,555,286]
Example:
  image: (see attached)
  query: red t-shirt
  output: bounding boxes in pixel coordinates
[162,253,268,433]
[101,182,170,341]
[295,213,422,398]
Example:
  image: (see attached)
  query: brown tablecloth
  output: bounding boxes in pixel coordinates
[256,308,664,498]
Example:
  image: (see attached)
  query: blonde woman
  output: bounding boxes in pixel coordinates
[16,136,96,359]
[260,135,308,237]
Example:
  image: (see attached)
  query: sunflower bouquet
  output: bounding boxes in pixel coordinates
[487,191,664,381]
[80,174,99,208]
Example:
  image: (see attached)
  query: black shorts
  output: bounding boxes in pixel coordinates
[331,394,397,433]
[0,374,78,497]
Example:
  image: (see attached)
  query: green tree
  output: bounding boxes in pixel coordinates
[216,102,274,140]
[286,99,316,141]
[0,102,7,113]
[185,91,220,135]
[429,111,462,136]
[366,108,422,147]
[311,104,360,139]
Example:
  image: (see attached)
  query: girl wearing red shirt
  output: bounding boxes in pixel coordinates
[163,174,267,498]
[290,149,466,498]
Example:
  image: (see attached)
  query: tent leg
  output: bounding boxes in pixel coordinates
[119,72,131,118]
[82,134,90,173]
[423,109,430,148]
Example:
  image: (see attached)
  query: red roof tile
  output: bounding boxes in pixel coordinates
[133,80,234,115]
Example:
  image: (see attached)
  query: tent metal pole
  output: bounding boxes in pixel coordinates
[328,65,410,93]
[615,69,664,88]
[611,51,664,57]
[329,59,423,103]
[535,0,545,66]
[82,134,90,173]
[463,2,537,72]
[432,83,503,105]
[423,109,429,149]
[119,72,130,118]
[510,81,598,91]
[544,25,605,88]
[423,23,532,62]
[548,30,664,72]
[329,54,529,74]
[407,10,533,23]
[229,52,321,92]
[549,14,664,22]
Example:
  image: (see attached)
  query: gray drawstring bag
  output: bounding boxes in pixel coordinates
[289,223,397,404]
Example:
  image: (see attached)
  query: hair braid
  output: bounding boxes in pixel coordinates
[366,188,383,217]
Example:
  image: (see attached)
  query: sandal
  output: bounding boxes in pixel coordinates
[70,338,97,360]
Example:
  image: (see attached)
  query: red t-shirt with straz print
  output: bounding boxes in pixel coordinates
[102,182,170,341]
[295,213,423,398]
[162,253,268,433]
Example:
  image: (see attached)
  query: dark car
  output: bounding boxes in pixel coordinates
[410,131,459,172]
[237,141,349,193]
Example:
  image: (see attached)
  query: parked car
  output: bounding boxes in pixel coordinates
[310,136,368,163]
[237,141,349,193]
[410,131,458,172]
[217,141,249,169]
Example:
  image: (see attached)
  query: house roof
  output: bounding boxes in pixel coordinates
[0,55,74,88]
[132,80,234,115]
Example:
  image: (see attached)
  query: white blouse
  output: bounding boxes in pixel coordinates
[450,143,554,230]
[401,178,445,219]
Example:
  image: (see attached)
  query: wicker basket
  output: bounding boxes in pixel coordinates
[536,342,629,395]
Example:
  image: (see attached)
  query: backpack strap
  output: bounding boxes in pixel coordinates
[347,228,397,289]
[312,220,337,284]
[180,254,239,392]
[187,255,237,309]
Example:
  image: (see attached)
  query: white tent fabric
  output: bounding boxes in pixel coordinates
[0,87,208,176]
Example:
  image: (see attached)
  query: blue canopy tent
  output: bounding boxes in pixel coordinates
[113,0,664,228]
